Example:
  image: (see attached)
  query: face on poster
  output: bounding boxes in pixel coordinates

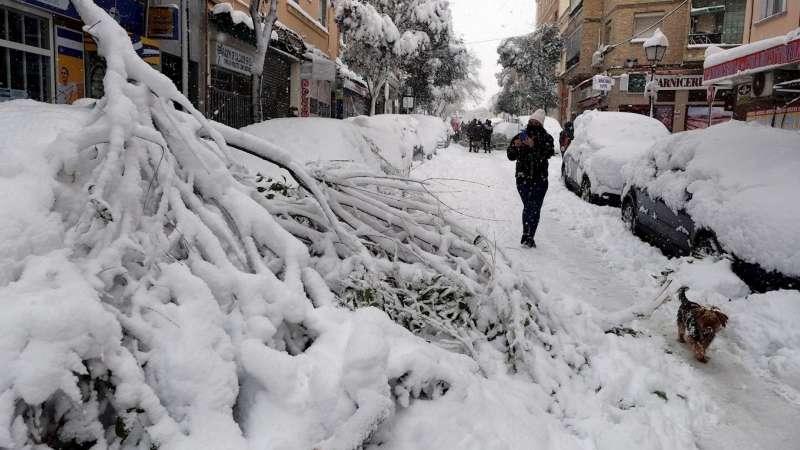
[55,27,85,104]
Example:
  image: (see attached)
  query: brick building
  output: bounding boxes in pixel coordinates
[554,0,753,132]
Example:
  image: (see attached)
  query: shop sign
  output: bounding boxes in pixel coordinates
[592,75,613,92]
[704,37,800,83]
[300,79,310,117]
[657,75,703,90]
[213,42,253,75]
[147,5,180,40]
[20,0,145,35]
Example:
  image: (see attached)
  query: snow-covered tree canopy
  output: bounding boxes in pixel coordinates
[495,23,565,113]
[333,0,457,115]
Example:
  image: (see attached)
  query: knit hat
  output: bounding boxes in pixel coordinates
[531,109,546,125]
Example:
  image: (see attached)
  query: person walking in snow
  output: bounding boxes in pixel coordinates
[468,119,481,152]
[559,121,574,156]
[482,120,494,153]
[507,109,554,248]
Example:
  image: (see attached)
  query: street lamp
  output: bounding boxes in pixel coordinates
[643,28,669,118]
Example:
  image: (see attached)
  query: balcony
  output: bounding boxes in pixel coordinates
[688,33,722,45]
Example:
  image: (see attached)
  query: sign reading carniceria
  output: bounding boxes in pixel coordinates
[213,42,253,75]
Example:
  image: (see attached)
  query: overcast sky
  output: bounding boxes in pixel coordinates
[449,0,538,110]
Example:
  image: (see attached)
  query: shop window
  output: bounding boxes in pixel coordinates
[0,5,51,103]
[688,89,708,102]
[759,0,786,20]
[632,12,664,40]
[657,90,676,102]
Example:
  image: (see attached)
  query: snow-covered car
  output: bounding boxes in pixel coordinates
[410,114,451,153]
[241,117,408,180]
[563,111,669,205]
[621,120,800,291]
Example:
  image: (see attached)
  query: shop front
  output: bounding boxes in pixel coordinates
[609,71,732,132]
[209,9,304,128]
[703,31,800,130]
[1,0,152,104]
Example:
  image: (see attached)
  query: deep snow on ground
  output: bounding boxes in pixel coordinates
[411,143,800,449]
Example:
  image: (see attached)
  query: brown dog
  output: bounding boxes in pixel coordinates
[676,286,728,363]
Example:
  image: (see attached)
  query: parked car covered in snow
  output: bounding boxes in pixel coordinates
[410,114,451,154]
[621,120,800,291]
[563,111,669,205]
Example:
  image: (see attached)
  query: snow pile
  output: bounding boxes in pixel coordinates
[724,290,800,394]
[643,28,669,49]
[623,120,800,278]
[568,111,669,196]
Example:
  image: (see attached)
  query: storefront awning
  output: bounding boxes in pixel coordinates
[703,29,800,85]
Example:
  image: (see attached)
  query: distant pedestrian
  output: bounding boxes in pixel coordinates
[482,120,494,153]
[468,118,482,152]
[559,121,574,156]
[507,109,555,248]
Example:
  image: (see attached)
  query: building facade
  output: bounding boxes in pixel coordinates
[553,0,756,132]
[704,0,800,129]
[1,0,164,105]
[550,0,800,131]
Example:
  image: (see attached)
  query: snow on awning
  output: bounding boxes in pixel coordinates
[703,28,800,85]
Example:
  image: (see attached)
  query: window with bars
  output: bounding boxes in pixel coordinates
[759,0,786,20]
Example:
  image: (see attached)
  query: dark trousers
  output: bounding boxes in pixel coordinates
[483,138,491,151]
[516,177,548,238]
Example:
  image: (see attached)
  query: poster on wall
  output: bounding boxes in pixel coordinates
[55,27,85,105]
[685,106,733,130]
[745,106,800,130]
[653,105,674,132]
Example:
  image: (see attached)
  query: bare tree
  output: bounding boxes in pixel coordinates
[250,0,279,124]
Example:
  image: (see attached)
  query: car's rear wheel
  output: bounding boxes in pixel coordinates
[692,232,722,258]
[581,177,593,204]
[621,196,638,235]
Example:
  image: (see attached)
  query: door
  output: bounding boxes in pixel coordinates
[653,199,695,254]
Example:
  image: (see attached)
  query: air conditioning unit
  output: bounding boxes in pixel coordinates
[751,71,774,98]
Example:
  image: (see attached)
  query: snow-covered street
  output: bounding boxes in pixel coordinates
[411,143,800,450]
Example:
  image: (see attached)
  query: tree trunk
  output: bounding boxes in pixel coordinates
[250,0,279,124]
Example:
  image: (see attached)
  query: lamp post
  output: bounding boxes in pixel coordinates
[643,28,669,118]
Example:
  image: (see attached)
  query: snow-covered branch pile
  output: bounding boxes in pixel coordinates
[0,3,716,449]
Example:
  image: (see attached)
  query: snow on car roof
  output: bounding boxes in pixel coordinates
[623,120,800,277]
[573,110,670,152]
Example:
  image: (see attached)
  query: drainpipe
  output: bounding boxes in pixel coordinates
[181,0,189,98]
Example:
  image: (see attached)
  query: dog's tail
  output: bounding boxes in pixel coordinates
[676,286,690,304]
